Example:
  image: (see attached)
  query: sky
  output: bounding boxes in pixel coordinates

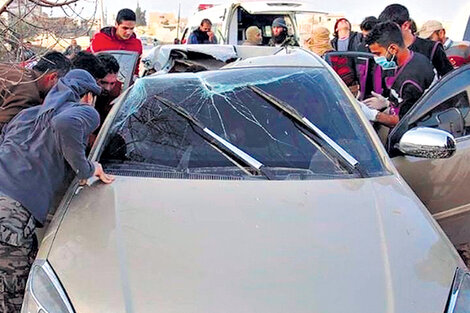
[98,0,469,38]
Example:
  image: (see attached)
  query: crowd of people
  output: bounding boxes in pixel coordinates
[0,2,469,312]
[303,4,469,129]
[186,3,468,130]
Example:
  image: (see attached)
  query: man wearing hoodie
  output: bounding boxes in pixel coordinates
[0,69,114,312]
[88,8,142,75]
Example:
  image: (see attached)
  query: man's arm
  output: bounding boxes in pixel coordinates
[134,40,143,76]
[0,85,41,124]
[51,107,98,180]
[432,43,454,77]
[373,82,425,128]
[188,33,198,44]
[375,111,400,128]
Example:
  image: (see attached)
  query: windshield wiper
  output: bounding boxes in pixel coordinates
[154,95,274,180]
[248,85,366,177]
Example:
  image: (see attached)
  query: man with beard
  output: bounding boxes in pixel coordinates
[268,17,299,47]
[188,19,218,44]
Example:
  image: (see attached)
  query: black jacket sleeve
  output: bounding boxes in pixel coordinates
[398,83,425,119]
[432,43,454,78]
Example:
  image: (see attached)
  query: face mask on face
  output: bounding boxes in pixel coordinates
[374,47,397,69]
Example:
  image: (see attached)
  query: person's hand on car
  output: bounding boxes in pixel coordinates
[363,91,390,110]
[93,162,115,184]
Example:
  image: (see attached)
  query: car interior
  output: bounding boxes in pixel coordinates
[236,9,293,45]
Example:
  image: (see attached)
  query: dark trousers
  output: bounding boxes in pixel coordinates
[0,196,37,313]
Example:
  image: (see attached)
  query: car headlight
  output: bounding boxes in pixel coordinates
[446,268,470,313]
[21,259,74,313]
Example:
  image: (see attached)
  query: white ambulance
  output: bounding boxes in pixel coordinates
[180,2,327,45]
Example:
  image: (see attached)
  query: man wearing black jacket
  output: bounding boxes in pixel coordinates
[359,22,435,128]
[378,3,453,78]
[188,19,218,44]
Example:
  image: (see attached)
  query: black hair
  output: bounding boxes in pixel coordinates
[378,4,410,26]
[410,19,417,35]
[333,18,351,38]
[360,16,379,31]
[33,51,71,77]
[200,18,212,26]
[365,21,405,48]
[116,8,136,24]
[96,53,120,75]
[71,51,107,79]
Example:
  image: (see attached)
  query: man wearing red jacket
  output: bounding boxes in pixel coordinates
[88,8,143,75]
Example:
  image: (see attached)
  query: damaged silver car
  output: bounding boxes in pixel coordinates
[22,48,470,312]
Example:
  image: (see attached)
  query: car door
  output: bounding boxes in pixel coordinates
[324,51,382,101]
[388,65,470,231]
[105,50,139,90]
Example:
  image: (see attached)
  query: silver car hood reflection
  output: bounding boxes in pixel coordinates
[48,175,460,313]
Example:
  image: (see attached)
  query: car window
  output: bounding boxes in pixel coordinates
[408,66,470,124]
[237,10,294,45]
[107,51,139,90]
[100,67,387,179]
[414,91,470,138]
[324,52,381,101]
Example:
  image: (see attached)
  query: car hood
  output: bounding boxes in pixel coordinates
[48,175,461,313]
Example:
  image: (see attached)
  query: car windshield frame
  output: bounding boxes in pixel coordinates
[97,66,388,180]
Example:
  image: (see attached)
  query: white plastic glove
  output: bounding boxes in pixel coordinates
[363,91,390,110]
[359,101,379,121]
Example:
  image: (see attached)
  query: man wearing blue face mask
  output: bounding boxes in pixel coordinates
[359,21,434,128]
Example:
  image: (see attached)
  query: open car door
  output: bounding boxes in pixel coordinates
[324,51,382,101]
[388,65,470,245]
[105,50,139,90]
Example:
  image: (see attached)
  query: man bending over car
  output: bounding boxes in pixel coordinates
[0,69,114,312]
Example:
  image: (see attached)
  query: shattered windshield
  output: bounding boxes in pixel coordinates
[100,67,386,179]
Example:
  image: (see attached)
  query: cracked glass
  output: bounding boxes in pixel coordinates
[100,67,386,180]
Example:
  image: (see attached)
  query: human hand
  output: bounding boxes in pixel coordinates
[363,91,390,110]
[359,101,379,121]
[207,31,214,40]
[93,162,115,184]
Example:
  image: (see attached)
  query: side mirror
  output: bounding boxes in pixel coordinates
[397,127,456,159]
